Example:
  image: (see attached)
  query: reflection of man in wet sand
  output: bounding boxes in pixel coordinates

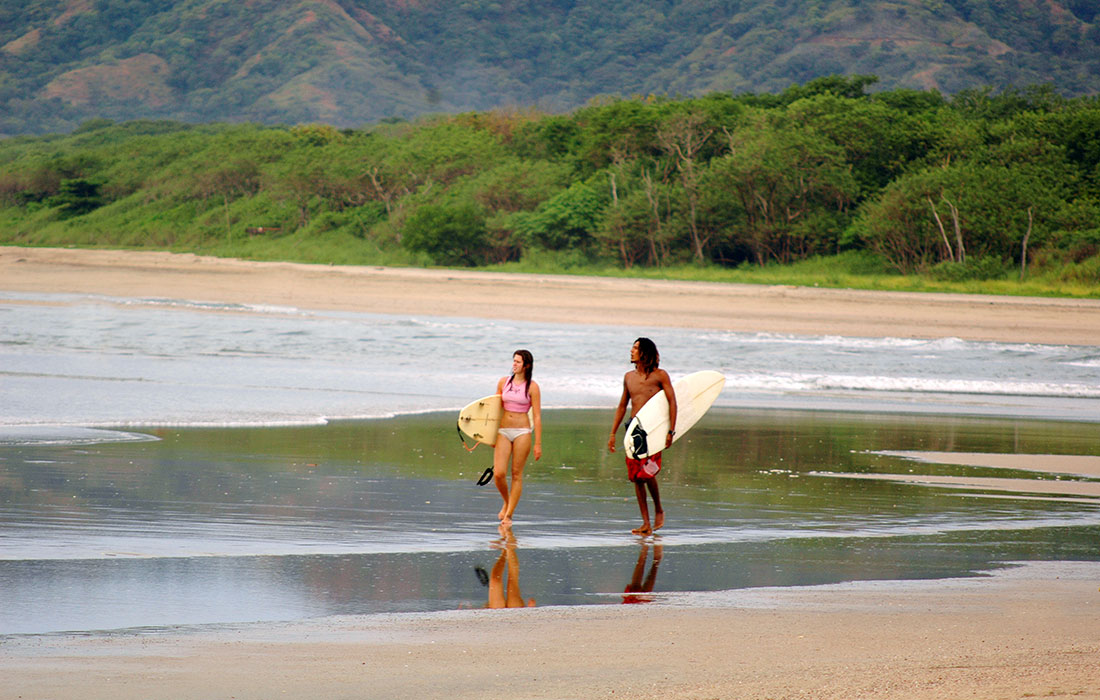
[622,542,663,604]
[487,525,536,609]
[608,337,676,536]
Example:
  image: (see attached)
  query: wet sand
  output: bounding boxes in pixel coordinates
[3,246,1100,698]
[886,451,1100,478]
[3,562,1098,700]
[822,451,1100,500]
[4,246,1100,344]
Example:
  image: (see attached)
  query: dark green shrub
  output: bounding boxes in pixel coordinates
[929,255,1011,281]
[402,202,489,265]
[52,178,104,218]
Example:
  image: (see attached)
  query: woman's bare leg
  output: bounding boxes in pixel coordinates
[501,433,531,524]
[492,438,513,520]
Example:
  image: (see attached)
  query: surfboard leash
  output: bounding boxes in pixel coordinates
[476,466,494,486]
[457,424,482,452]
[457,426,493,484]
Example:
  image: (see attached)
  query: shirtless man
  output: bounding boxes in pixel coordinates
[607,337,676,536]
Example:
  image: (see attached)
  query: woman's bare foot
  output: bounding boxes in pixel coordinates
[498,505,508,521]
[653,511,665,531]
[631,524,652,536]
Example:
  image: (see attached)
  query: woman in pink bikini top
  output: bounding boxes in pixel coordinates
[492,349,542,526]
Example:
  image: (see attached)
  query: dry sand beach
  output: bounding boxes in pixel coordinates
[2,245,1100,699]
[4,245,1100,345]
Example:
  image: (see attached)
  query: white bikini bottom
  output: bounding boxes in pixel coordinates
[497,427,532,441]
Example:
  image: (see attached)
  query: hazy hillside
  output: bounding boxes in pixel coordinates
[2,0,1099,135]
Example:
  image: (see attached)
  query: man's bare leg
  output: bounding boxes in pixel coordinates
[631,480,652,535]
[647,478,664,531]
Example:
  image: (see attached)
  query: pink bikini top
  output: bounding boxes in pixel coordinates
[501,378,531,413]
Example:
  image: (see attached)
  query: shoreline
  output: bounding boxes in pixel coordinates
[3,561,1098,700]
[4,246,1100,699]
[4,246,1100,345]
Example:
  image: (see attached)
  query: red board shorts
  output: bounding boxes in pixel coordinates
[626,453,661,482]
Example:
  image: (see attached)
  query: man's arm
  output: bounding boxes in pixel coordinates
[608,380,630,452]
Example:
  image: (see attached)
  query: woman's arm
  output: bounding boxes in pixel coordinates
[530,381,542,461]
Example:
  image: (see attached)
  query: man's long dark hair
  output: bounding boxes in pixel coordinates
[508,349,534,397]
[634,337,659,375]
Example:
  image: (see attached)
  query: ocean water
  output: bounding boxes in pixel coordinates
[3,290,1099,431]
[1,290,1099,634]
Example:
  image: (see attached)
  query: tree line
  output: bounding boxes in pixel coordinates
[1,75,1099,284]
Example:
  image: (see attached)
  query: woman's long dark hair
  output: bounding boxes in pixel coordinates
[634,337,659,375]
[508,349,534,397]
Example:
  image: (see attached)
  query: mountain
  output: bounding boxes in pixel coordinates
[2,0,1098,136]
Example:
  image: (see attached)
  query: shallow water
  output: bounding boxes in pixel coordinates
[3,290,1099,634]
[2,409,1098,634]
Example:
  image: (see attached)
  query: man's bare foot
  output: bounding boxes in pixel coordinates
[653,511,665,531]
[631,524,652,536]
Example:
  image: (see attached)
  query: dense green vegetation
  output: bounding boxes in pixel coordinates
[2,76,1099,296]
[2,0,1099,136]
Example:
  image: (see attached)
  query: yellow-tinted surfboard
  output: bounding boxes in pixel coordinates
[458,394,503,447]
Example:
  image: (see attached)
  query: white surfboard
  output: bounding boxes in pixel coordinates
[458,394,503,447]
[624,370,726,459]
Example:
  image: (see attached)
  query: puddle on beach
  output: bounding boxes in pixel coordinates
[2,409,1099,635]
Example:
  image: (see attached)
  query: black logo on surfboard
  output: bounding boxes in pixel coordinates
[629,422,649,458]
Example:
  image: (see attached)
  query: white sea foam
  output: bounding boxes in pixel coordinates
[723,371,1100,398]
[0,426,160,447]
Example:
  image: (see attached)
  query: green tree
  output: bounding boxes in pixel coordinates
[467,159,570,213]
[572,98,665,175]
[777,74,880,103]
[195,159,261,240]
[1017,105,1100,190]
[594,160,676,267]
[52,178,104,218]
[401,202,489,266]
[702,116,857,264]
[850,155,1070,274]
[783,93,938,195]
[513,115,582,160]
[517,180,605,251]
[657,110,715,263]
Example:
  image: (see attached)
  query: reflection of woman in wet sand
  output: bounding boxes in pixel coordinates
[487,525,536,609]
[622,542,663,604]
